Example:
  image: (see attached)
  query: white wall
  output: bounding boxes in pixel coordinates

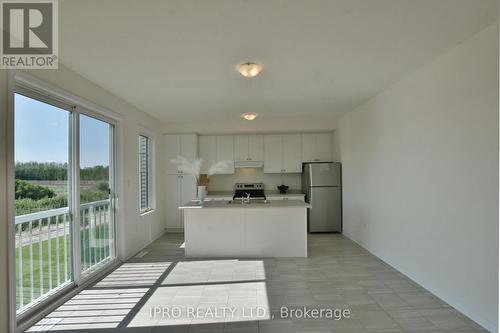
[337,23,498,332]
[332,130,341,162]
[0,65,166,332]
[207,168,301,192]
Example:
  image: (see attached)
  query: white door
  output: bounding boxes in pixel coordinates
[199,136,217,174]
[180,175,197,203]
[248,135,263,161]
[165,174,181,228]
[165,135,181,174]
[316,133,332,161]
[263,135,283,173]
[216,136,235,174]
[282,134,302,173]
[234,135,249,161]
[180,175,196,229]
[301,134,316,162]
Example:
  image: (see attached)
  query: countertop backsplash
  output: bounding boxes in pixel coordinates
[207,168,302,192]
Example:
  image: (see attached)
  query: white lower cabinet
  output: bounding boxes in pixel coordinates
[166,174,196,229]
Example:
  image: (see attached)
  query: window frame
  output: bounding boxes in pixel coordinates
[138,131,155,215]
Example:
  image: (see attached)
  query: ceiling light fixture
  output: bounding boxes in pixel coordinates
[242,113,258,121]
[237,62,262,78]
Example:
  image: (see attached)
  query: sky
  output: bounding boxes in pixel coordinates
[15,93,110,168]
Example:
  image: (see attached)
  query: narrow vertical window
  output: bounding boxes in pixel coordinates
[139,135,152,213]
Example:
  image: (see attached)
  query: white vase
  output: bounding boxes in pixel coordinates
[197,185,207,201]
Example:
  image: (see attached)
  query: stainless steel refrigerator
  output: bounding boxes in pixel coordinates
[302,162,342,232]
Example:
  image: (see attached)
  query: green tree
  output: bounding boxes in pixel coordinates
[15,179,55,200]
[15,162,109,181]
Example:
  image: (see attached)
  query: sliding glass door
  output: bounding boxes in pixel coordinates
[14,91,116,315]
[79,114,115,274]
[14,93,73,311]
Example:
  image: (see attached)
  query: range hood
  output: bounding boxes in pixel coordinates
[234,160,264,168]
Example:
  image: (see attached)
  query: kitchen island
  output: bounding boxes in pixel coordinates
[179,200,311,258]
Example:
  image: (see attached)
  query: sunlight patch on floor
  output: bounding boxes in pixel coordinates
[162,259,266,285]
[127,281,270,327]
[26,288,149,331]
[94,262,171,287]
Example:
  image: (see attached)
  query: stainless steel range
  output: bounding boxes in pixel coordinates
[233,183,266,200]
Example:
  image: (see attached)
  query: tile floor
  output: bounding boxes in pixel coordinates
[27,233,487,332]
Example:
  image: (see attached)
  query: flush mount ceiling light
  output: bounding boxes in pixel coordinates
[242,113,258,121]
[237,62,262,78]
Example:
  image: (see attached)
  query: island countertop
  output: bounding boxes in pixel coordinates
[179,199,311,209]
[204,190,305,199]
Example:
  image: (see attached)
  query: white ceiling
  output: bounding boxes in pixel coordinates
[59,0,498,123]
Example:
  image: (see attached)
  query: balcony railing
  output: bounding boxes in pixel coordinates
[15,199,112,313]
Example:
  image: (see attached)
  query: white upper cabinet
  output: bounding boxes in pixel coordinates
[301,133,332,162]
[282,134,302,172]
[234,135,248,161]
[301,134,316,162]
[199,136,216,174]
[248,135,264,161]
[199,135,234,174]
[234,135,263,161]
[181,134,198,162]
[263,135,283,173]
[263,134,302,173]
[165,134,197,174]
[216,136,235,174]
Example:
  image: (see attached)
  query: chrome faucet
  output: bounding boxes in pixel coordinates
[245,192,251,204]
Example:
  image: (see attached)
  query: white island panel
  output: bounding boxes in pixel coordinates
[183,203,308,258]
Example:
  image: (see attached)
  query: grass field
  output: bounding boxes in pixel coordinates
[15,224,111,310]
